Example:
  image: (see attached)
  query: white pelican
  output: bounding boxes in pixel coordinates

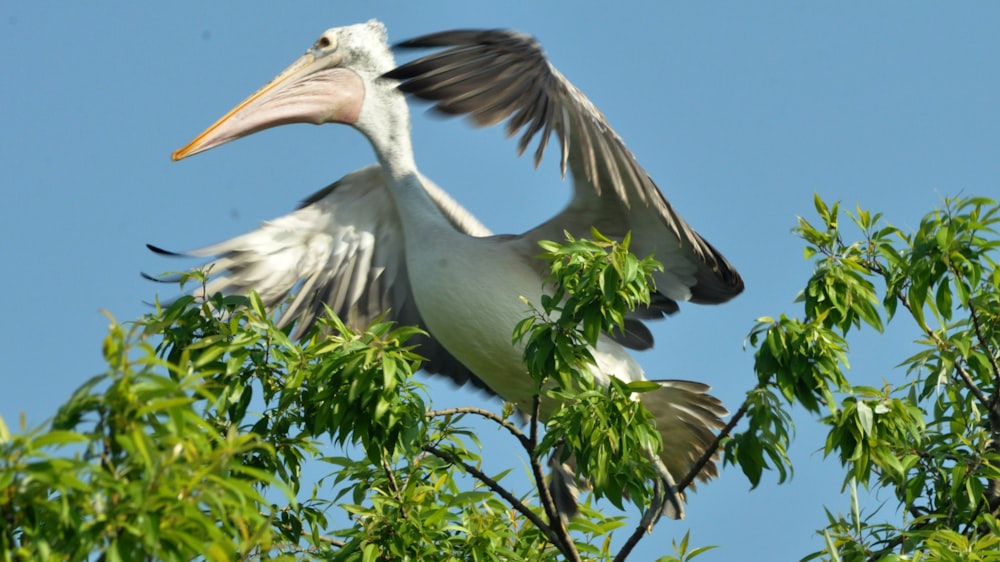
[166,20,742,520]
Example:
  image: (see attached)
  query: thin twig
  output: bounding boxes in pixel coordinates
[613,496,656,562]
[865,519,934,562]
[955,362,992,419]
[308,531,346,547]
[380,456,407,522]
[527,394,582,562]
[421,443,564,549]
[270,520,347,548]
[956,359,1000,514]
[617,380,762,560]
[677,391,754,493]
[967,300,1000,407]
[426,407,530,449]
[894,283,992,413]
[946,266,1000,516]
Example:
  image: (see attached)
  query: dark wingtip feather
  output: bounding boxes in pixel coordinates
[140,271,184,284]
[146,243,185,257]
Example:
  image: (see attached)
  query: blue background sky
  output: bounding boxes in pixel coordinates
[3,3,999,559]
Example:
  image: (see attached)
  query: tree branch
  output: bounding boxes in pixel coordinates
[618,379,763,560]
[967,299,1000,407]
[380,456,407,521]
[427,403,580,560]
[421,443,566,552]
[527,394,582,562]
[956,357,1000,515]
[677,388,755,493]
[270,518,347,549]
[954,361,992,417]
[426,407,530,450]
[613,503,654,562]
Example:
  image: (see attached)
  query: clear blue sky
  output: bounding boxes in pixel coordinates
[3,2,999,559]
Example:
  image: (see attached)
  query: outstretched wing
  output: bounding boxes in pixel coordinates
[386,30,744,308]
[150,164,496,394]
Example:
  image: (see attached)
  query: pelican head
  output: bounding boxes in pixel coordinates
[173,19,396,161]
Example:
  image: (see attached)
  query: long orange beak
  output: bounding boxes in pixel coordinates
[173,47,364,161]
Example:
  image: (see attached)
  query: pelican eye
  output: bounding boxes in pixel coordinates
[315,34,337,50]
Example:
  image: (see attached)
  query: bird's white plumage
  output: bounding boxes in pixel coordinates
[173,163,496,392]
[165,19,738,519]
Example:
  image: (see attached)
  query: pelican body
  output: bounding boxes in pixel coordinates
[166,20,742,519]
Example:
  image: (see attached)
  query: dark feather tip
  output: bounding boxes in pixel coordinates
[146,243,184,257]
[140,271,184,284]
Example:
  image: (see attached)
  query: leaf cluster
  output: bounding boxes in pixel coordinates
[1,231,715,561]
[514,230,669,518]
[0,287,533,560]
[741,194,1000,561]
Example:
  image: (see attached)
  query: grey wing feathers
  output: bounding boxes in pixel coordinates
[639,380,728,491]
[386,29,744,305]
[186,165,398,337]
[153,164,497,396]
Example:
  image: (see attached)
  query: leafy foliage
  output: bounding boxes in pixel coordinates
[736,195,1000,560]
[1,232,706,561]
[514,230,668,515]
[3,194,997,561]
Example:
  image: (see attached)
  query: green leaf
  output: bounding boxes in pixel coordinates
[855,401,873,437]
[31,430,88,449]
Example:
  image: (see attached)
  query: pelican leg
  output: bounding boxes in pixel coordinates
[644,450,684,527]
[547,445,583,522]
[547,443,684,528]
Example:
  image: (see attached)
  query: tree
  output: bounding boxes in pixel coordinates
[0,232,698,561]
[743,194,1000,560]
[1,195,997,561]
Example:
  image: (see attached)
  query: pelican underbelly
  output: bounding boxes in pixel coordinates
[406,235,648,413]
[405,237,546,404]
